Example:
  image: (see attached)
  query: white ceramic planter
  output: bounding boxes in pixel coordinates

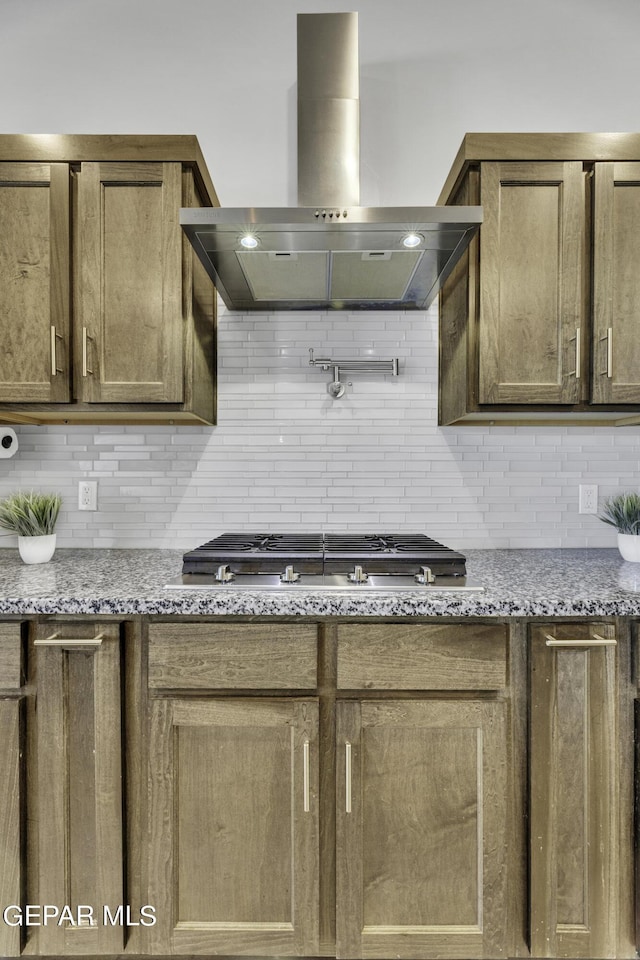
[18,533,56,564]
[617,532,640,562]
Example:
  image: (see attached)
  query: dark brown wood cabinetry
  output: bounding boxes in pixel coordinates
[529,622,635,960]
[0,623,23,959]
[438,133,640,425]
[30,621,125,956]
[0,614,636,959]
[0,136,217,425]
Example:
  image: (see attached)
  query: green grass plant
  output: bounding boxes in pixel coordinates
[599,492,640,535]
[0,491,62,537]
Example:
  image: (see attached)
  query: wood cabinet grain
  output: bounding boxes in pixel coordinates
[1,613,635,960]
[336,698,509,959]
[0,136,217,425]
[530,622,620,958]
[336,622,507,689]
[32,621,125,956]
[0,697,22,957]
[147,696,320,956]
[0,162,70,403]
[439,133,640,425]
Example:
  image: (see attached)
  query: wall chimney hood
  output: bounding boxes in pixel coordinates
[180,12,482,311]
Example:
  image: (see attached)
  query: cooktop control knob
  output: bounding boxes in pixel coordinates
[415,565,436,584]
[348,565,369,584]
[280,565,301,583]
[215,563,236,583]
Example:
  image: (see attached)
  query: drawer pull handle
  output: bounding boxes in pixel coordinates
[303,739,310,813]
[544,632,616,647]
[50,325,57,377]
[82,327,88,377]
[35,632,105,647]
[574,326,581,379]
[607,327,613,378]
[345,741,352,814]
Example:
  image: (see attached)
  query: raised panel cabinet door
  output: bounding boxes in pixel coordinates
[75,161,183,403]
[336,699,509,959]
[0,162,70,402]
[530,624,618,958]
[479,161,585,404]
[592,162,640,403]
[147,697,320,956]
[33,623,125,956]
[0,697,23,957]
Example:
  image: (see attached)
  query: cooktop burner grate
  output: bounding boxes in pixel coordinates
[182,532,466,577]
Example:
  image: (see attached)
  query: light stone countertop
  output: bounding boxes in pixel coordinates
[0,547,639,618]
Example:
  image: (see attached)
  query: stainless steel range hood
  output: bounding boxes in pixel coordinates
[180,13,482,311]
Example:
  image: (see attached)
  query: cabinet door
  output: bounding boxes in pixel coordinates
[592,162,640,403]
[75,161,183,403]
[33,622,124,955]
[147,697,320,956]
[530,624,618,958]
[0,697,23,957]
[336,699,509,959]
[479,162,584,404]
[0,162,70,402]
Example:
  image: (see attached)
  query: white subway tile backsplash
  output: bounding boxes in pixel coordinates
[1,302,638,549]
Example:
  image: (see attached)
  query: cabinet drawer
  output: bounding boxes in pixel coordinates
[337,623,508,690]
[0,623,22,690]
[148,623,318,689]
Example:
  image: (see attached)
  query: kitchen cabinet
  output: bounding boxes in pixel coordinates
[29,620,126,956]
[529,621,632,959]
[0,622,23,958]
[2,611,636,960]
[146,622,320,957]
[592,162,640,403]
[0,135,218,425]
[336,699,508,959]
[145,619,515,960]
[438,133,640,425]
[335,623,512,959]
[0,163,70,404]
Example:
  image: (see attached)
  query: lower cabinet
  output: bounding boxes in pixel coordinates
[1,615,636,960]
[146,697,320,956]
[0,623,23,958]
[335,699,508,959]
[30,620,126,956]
[529,622,628,959]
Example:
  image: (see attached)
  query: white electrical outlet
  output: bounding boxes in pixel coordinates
[578,483,598,515]
[78,480,98,511]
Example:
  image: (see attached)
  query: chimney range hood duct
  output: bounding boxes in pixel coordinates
[180,12,482,311]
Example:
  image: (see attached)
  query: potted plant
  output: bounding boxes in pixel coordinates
[599,491,640,562]
[0,491,62,564]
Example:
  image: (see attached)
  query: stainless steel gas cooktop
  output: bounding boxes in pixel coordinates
[165,533,483,593]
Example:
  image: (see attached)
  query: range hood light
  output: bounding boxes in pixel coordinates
[402,233,423,248]
[240,234,259,249]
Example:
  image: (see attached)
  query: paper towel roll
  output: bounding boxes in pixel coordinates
[0,428,18,458]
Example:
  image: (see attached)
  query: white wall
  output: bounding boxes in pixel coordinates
[1,0,639,550]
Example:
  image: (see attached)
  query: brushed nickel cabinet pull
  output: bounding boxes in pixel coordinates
[34,632,105,647]
[544,632,616,648]
[50,325,57,377]
[345,741,352,813]
[82,327,88,377]
[607,327,613,378]
[575,326,581,379]
[303,739,310,813]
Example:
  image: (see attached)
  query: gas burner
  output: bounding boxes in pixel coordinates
[182,532,467,578]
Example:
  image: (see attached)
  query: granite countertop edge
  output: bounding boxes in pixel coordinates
[1,546,640,618]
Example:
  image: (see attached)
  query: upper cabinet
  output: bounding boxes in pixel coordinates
[0,135,218,425]
[438,133,640,425]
